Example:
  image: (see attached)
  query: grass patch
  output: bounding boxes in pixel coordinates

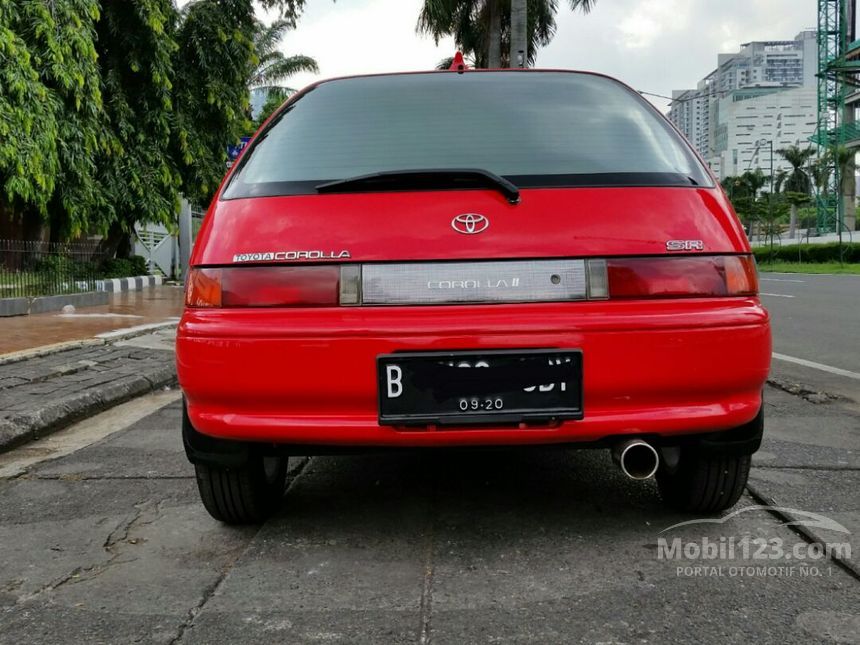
[758,261,860,275]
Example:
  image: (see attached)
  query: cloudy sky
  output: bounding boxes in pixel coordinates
[264,0,816,112]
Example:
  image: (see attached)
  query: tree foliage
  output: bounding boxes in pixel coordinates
[0,2,58,217]
[418,0,596,68]
[776,145,815,195]
[722,170,770,226]
[253,87,291,130]
[171,0,256,206]
[250,18,318,91]
[0,0,103,237]
[96,0,180,244]
[2,0,288,246]
[257,0,308,27]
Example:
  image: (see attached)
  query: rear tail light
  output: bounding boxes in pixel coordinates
[185,266,340,307]
[185,255,757,307]
[602,255,758,299]
[185,268,222,307]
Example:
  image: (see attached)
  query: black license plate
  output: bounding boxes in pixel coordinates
[377,349,583,426]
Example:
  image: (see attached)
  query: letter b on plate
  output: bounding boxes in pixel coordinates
[386,365,403,398]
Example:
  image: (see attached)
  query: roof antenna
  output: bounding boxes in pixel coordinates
[448,52,467,74]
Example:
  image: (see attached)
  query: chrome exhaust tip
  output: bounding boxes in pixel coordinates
[612,439,660,480]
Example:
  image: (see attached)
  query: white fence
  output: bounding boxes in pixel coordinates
[133,198,202,280]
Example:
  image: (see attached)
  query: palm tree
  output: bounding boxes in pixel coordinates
[776,145,815,238]
[773,168,788,194]
[778,145,815,194]
[248,19,318,92]
[418,0,597,69]
[723,170,770,237]
[510,0,527,67]
[418,1,505,68]
[487,0,502,68]
[510,0,598,67]
[831,147,856,234]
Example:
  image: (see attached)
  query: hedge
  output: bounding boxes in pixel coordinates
[98,255,148,278]
[753,242,860,264]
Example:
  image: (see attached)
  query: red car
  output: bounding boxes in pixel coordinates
[177,69,771,524]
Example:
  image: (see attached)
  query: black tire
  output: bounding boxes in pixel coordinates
[657,449,751,513]
[194,455,288,524]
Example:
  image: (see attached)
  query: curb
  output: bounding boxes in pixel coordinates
[746,482,860,581]
[0,320,179,367]
[0,365,177,454]
[98,274,163,293]
[0,291,109,317]
[0,320,180,453]
[0,275,164,318]
[0,339,105,367]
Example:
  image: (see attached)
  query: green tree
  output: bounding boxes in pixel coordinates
[2,0,315,250]
[809,153,832,196]
[95,0,181,256]
[418,0,597,69]
[257,0,309,26]
[252,87,290,130]
[773,168,788,194]
[777,145,815,194]
[776,145,815,238]
[171,0,257,207]
[833,147,856,233]
[723,169,769,234]
[0,3,58,235]
[0,0,104,241]
[249,18,317,92]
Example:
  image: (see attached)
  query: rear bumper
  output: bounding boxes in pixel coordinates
[176,299,771,448]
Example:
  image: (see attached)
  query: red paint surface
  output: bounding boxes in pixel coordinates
[193,187,748,266]
[178,295,770,446]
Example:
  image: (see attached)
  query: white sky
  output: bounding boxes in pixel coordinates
[264,0,816,112]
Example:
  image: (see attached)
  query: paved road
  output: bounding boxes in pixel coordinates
[0,276,859,644]
[760,272,860,380]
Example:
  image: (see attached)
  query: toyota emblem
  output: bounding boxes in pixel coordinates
[451,213,489,235]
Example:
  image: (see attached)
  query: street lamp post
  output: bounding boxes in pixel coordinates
[760,138,775,251]
[747,138,774,190]
[762,138,774,196]
[745,139,774,243]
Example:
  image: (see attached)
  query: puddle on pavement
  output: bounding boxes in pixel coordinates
[0,286,184,355]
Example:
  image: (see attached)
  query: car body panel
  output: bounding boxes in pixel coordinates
[192,187,747,266]
[177,298,770,446]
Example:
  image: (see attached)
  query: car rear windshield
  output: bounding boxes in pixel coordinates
[223,71,711,199]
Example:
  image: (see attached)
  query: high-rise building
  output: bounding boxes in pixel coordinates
[714,30,817,93]
[668,31,818,179]
[669,89,709,157]
[708,86,817,179]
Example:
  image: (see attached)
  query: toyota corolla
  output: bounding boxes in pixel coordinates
[177,69,771,524]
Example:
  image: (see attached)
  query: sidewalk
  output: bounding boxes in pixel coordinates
[0,326,177,452]
[0,285,183,355]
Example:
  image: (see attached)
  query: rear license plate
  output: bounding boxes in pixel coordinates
[377,349,583,426]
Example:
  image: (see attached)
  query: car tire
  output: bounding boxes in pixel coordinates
[194,455,288,524]
[656,450,751,513]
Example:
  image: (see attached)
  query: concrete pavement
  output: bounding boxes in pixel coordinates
[0,327,176,451]
[0,380,857,644]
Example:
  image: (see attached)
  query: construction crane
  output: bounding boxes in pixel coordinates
[813,0,858,234]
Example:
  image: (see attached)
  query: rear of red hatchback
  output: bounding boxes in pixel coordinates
[177,70,771,524]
